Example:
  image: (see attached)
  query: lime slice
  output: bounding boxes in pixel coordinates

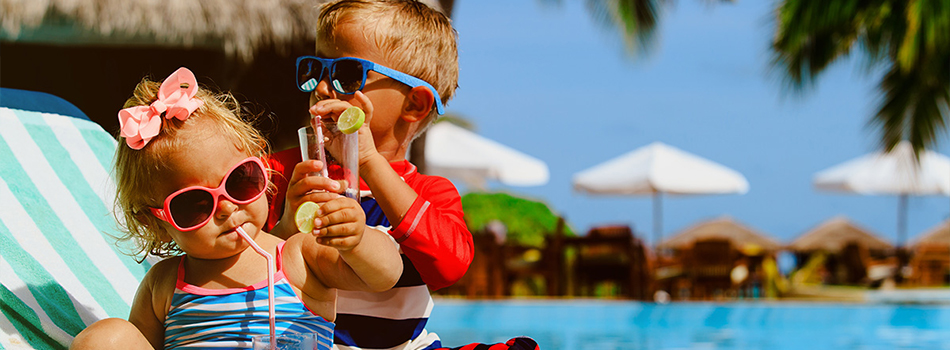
[338,106,365,134]
[295,201,320,233]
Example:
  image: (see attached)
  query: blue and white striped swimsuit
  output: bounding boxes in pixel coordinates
[163,242,334,349]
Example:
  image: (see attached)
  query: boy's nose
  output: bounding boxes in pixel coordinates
[314,74,337,100]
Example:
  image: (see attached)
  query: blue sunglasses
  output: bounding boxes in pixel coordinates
[295,56,445,115]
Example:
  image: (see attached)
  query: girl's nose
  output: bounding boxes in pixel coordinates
[215,198,238,220]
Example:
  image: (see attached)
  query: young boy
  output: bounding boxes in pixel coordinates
[266,0,473,349]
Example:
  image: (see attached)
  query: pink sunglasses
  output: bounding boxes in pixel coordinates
[150,157,268,231]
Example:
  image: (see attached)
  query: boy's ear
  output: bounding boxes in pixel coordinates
[402,86,436,122]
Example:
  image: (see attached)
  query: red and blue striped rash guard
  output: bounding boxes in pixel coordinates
[266,149,474,350]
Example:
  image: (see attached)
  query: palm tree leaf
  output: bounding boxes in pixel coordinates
[773,0,949,154]
[870,54,950,157]
[771,0,866,89]
[585,0,665,56]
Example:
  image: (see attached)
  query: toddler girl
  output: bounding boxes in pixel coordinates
[69,67,402,350]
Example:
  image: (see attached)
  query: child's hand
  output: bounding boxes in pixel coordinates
[280,160,344,235]
[310,91,379,167]
[310,196,366,252]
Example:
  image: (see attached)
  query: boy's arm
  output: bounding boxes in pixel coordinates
[360,154,473,291]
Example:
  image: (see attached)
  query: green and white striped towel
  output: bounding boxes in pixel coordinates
[0,107,151,350]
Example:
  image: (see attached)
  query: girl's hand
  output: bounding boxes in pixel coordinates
[309,196,365,251]
[310,91,379,167]
[280,160,342,236]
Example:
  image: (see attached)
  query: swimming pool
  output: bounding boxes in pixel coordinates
[427,299,950,350]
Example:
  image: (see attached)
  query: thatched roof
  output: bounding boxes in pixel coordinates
[657,216,781,252]
[787,216,893,253]
[911,219,950,248]
[0,0,443,61]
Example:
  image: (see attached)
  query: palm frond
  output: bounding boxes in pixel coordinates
[770,0,865,91]
[773,0,949,154]
[871,57,950,158]
[586,0,666,57]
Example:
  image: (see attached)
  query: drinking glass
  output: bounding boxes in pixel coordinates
[252,332,316,350]
[298,120,359,201]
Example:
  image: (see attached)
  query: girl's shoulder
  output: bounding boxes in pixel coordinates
[148,255,183,275]
[137,256,181,316]
[142,256,182,291]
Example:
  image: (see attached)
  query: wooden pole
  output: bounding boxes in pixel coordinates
[653,192,662,251]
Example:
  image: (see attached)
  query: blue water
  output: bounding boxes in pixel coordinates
[427,299,950,350]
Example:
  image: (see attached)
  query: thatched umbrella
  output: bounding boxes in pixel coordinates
[0,0,446,152]
[787,216,893,253]
[2,0,316,62]
[911,219,950,249]
[907,220,949,286]
[0,0,446,61]
[657,216,781,252]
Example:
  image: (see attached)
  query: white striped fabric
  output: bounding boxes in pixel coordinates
[0,107,150,350]
[336,285,433,320]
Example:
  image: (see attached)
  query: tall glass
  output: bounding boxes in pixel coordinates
[252,332,316,350]
[298,118,359,201]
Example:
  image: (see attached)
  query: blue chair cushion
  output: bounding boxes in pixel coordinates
[0,88,90,121]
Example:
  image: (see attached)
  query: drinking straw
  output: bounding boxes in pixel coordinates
[311,116,329,178]
[235,227,276,347]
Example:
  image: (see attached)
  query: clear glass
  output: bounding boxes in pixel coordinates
[251,332,316,350]
[298,119,359,201]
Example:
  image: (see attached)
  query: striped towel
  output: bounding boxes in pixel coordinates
[0,106,150,349]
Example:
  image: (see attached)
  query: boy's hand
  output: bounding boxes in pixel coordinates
[310,91,379,167]
[309,196,366,251]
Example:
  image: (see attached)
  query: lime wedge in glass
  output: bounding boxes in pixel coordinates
[338,106,365,134]
[295,201,320,233]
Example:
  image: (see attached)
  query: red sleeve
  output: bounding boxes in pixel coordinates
[390,175,473,291]
[264,147,301,232]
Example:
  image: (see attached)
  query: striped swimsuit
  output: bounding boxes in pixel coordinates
[266,152,474,350]
[163,242,334,349]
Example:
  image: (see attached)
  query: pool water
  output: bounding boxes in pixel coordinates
[427,299,950,350]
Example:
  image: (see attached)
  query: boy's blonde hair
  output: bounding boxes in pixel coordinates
[317,0,459,137]
[113,77,270,260]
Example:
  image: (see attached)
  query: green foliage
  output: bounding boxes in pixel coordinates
[462,192,574,247]
[586,0,664,56]
[771,0,950,156]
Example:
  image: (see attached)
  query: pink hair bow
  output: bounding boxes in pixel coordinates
[117,67,204,149]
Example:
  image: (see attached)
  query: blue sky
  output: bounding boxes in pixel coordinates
[444,0,950,245]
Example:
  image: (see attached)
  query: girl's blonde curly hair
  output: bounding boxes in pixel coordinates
[113,75,271,261]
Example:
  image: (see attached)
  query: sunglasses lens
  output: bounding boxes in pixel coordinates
[331,60,365,94]
[298,58,323,92]
[169,190,214,230]
[225,161,266,202]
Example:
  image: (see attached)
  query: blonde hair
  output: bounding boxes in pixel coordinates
[317,0,459,137]
[113,75,270,260]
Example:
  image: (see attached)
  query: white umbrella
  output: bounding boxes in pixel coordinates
[424,122,550,188]
[573,141,750,247]
[813,141,950,247]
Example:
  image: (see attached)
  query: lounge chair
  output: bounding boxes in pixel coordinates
[0,88,149,350]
